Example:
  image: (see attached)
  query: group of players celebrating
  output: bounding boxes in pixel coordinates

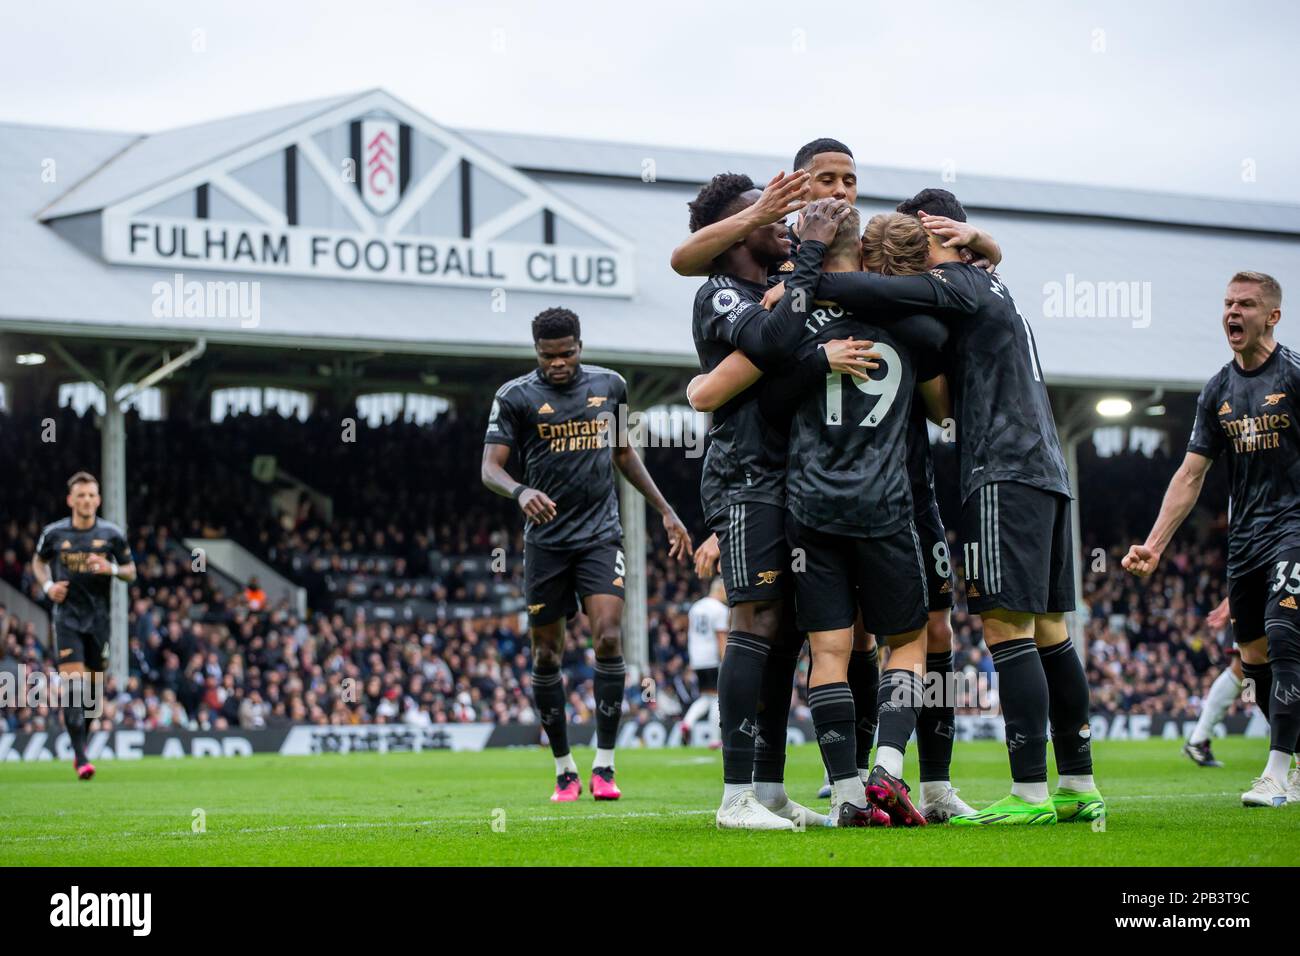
[481,137,1104,828]
[34,141,1293,831]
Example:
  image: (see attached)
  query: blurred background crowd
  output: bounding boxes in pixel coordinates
[0,405,1243,735]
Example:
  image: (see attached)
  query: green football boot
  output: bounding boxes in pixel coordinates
[948,793,1058,826]
[1051,787,1106,823]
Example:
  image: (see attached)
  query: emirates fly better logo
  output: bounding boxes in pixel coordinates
[361,118,401,215]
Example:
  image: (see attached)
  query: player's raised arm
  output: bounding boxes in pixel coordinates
[1122,451,1214,577]
[919,213,1002,268]
[669,170,810,276]
[728,198,850,362]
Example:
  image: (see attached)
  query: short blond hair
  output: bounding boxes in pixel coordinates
[826,207,863,262]
[862,212,929,276]
[1229,271,1282,310]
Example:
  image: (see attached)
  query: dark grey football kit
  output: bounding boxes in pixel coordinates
[1188,346,1300,644]
[818,262,1074,615]
[36,518,132,670]
[484,364,628,626]
[1188,344,1300,759]
[692,238,828,607]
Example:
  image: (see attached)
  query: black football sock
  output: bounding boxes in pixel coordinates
[1038,639,1094,776]
[718,631,771,785]
[1265,627,1300,756]
[809,682,859,783]
[1242,661,1273,721]
[847,647,879,772]
[917,651,956,783]
[531,664,570,759]
[62,701,87,766]
[989,638,1049,784]
[876,668,924,770]
[592,655,625,755]
[753,638,799,784]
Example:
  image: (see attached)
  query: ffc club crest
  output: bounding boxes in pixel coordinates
[360,118,401,215]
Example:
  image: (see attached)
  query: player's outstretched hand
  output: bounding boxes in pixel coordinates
[761,281,785,312]
[517,487,558,524]
[664,511,694,563]
[694,533,720,579]
[823,336,880,381]
[1207,597,1231,631]
[752,170,811,225]
[797,198,854,246]
[1121,543,1160,577]
[45,581,69,604]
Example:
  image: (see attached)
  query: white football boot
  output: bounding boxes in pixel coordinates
[1241,775,1288,808]
[716,791,796,830]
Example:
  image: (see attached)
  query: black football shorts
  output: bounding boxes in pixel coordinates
[784,514,929,637]
[958,481,1075,616]
[915,497,955,613]
[54,625,109,672]
[709,501,791,606]
[1228,547,1300,646]
[524,537,626,626]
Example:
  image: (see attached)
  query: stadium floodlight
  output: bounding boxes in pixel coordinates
[1144,404,1167,416]
[16,352,46,365]
[1096,397,1132,418]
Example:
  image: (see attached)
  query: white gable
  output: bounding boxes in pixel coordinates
[46,91,635,297]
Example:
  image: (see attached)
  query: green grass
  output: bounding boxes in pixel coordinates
[1,738,1295,866]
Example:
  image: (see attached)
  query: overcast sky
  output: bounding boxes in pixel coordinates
[4,0,1297,204]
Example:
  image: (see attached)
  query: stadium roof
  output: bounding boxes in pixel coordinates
[3,88,1299,390]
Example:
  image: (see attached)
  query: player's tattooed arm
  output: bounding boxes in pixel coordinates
[919,213,1002,269]
[481,443,557,524]
[611,443,694,561]
[1121,451,1213,577]
[670,170,811,276]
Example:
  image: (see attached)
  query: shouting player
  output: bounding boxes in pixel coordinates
[1124,272,1300,808]
[482,307,693,802]
[31,471,136,779]
[816,188,1103,825]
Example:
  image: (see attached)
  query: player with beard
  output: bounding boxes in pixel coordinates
[32,472,137,780]
[815,188,1102,826]
[1124,272,1300,808]
[686,175,854,830]
[482,308,693,802]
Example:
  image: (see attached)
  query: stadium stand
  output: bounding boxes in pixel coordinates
[0,406,1246,735]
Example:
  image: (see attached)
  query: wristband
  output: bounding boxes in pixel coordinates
[42,579,54,596]
[109,561,120,578]
[511,485,529,501]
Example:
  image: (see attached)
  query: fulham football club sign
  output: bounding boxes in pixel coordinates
[90,91,635,297]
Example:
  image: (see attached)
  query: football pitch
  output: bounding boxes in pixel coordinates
[2,738,1295,867]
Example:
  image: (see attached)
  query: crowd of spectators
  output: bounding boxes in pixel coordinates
[0,407,1252,736]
